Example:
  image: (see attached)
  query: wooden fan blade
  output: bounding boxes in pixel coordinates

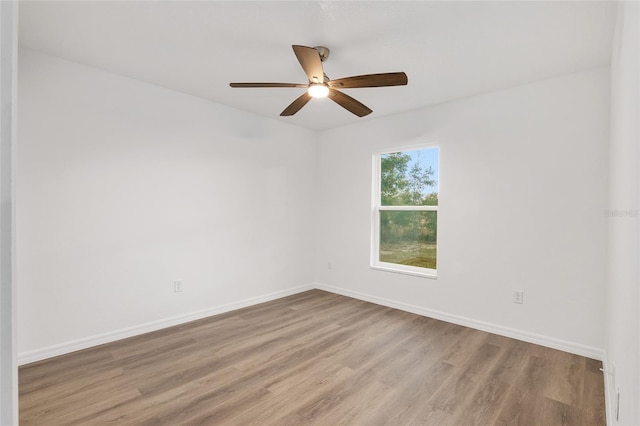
[329,72,408,89]
[230,82,308,88]
[280,92,313,116]
[327,89,372,117]
[292,45,325,84]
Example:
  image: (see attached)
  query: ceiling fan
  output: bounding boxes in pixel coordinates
[229,45,408,117]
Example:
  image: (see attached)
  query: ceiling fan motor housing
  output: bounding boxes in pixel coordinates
[314,46,330,62]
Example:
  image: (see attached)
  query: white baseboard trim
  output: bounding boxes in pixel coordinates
[314,282,604,361]
[20,281,604,365]
[601,353,615,425]
[18,283,315,365]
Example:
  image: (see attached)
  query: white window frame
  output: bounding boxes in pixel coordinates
[371,145,439,279]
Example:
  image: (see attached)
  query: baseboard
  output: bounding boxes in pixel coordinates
[314,282,604,361]
[601,353,615,425]
[18,283,315,365]
[19,281,604,365]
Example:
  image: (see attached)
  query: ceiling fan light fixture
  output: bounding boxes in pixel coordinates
[308,83,329,98]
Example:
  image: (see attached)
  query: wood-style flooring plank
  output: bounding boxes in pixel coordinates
[19,289,605,425]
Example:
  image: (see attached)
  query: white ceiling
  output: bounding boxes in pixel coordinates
[18,1,617,131]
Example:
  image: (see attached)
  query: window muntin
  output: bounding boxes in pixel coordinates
[372,147,439,278]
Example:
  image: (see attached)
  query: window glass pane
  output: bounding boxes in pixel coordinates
[379,210,437,269]
[381,148,438,206]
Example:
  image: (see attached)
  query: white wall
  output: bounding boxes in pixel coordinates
[0,1,18,424]
[17,49,317,362]
[605,2,640,425]
[316,68,610,358]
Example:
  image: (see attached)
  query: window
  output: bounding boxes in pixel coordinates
[371,146,439,278]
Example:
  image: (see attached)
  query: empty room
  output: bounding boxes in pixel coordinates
[1,1,639,425]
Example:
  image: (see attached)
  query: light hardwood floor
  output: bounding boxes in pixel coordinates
[20,290,605,425]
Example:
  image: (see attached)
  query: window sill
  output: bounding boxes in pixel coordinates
[370,263,438,279]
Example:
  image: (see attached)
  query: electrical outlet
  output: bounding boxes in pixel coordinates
[513,290,524,304]
[174,280,183,293]
[327,261,333,270]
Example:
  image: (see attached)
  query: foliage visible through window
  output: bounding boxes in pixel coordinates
[373,147,438,275]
